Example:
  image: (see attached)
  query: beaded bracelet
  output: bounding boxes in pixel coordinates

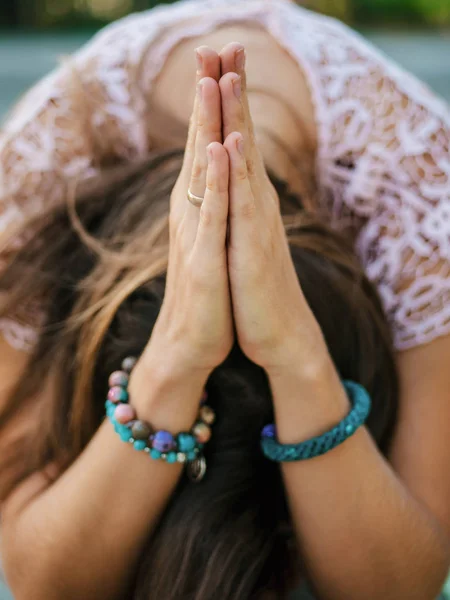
[105,356,215,482]
[260,380,371,462]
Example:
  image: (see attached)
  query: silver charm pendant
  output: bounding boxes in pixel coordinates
[187,455,207,483]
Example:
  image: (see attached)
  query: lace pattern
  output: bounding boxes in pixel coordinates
[0,0,449,351]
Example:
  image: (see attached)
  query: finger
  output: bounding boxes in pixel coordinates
[219,43,252,137]
[180,46,221,184]
[194,142,229,258]
[219,71,259,191]
[184,76,222,239]
[219,43,267,187]
[223,131,258,245]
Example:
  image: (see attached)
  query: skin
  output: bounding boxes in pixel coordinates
[1,40,450,600]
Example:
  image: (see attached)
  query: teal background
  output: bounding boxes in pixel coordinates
[1,29,449,120]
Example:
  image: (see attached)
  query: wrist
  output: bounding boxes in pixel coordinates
[264,333,332,383]
[140,342,212,384]
[267,352,351,445]
[142,317,222,376]
[129,357,210,432]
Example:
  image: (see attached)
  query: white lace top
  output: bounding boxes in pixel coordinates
[0,0,449,352]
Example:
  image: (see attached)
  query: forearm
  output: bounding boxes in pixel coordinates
[269,358,450,600]
[2,361,207,600]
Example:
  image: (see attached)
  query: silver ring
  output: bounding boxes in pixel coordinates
[187,188,204,208]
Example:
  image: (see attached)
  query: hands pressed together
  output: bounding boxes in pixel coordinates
[147,43,329,379]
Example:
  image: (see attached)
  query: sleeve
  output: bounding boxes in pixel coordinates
[308,19,450,351]
[0,7,180,352]
[0,15,161,227]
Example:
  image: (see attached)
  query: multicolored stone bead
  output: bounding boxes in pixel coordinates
[186,450,197,462]
[152,430,176,453]
[192,422,212,444]
[114,403,136,424]
[199,405,216,425]
[116,423,132,442]
[177,433,197,453]
[261,424,277,439]
[108,370,129,389]
[122,356,138,373]
[105,401,116,418]
[166,452,178,464]
[108,386,128,403]
[119,429,132,442]
[133,440,147,451]
[131,420,153,440]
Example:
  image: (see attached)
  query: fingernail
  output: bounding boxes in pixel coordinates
[197,80,203,100]
[236,136,244,155]
[195,49,203,72]
[235,47,246,70]
[207,144,214,163]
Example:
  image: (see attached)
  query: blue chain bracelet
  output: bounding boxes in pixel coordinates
[261,380,371,462]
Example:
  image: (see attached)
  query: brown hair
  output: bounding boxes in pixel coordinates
[0,148,399,598]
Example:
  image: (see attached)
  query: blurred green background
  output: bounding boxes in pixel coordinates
[0,0,449,118]
[0,0,449,28]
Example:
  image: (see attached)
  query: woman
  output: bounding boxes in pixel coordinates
[0,0,449,597]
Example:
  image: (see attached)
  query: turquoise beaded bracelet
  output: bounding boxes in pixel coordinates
[260,380,371,462]
[105,356,215,482]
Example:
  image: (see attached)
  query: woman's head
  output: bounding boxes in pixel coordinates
[0,148,398,598]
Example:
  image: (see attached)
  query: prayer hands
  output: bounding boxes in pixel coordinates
[157,43,328,378]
